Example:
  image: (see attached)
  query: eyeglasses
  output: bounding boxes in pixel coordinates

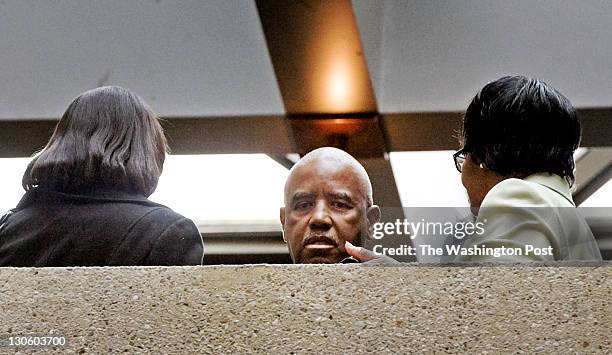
[453,151,466,173]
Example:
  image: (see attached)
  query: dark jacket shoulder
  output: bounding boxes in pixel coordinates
[0,189,203,267]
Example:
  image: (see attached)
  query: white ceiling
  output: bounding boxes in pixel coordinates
[2,1,612,118]
[354,0,612,112]
[0,0,284,119]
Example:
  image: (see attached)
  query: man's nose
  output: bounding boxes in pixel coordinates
[309,201,332,229]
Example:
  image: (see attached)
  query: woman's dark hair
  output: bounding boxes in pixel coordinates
[460,75,581,185]
[25,86,168,196]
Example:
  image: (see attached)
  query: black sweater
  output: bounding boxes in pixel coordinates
[0,188,203,266]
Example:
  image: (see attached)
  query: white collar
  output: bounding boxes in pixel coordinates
[524,173,575,206]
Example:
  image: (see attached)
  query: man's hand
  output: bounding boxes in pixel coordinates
[345,241,400,265]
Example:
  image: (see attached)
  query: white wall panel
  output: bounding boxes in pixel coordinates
[0,0,284,119]
[356,0,612,112]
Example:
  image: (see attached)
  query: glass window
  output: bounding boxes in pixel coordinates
[0,155,289,232]
[0,158,31,213]
[150,154,288,231]
[581,178,612,207]
[390,149,592,208]
[389,151,469,207]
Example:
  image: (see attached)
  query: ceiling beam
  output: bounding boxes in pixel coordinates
[382,112,464,151]
[255,0,376,114]
[574,148,612,203]
[0,115,293,158]
[2,108,610,158]
[382,109,612,152]
[575,162,612,205]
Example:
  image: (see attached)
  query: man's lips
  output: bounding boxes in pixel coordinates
[303,236,337,249]
[304,243,335,250]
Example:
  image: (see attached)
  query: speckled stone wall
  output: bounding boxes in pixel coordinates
[0,265,610,354]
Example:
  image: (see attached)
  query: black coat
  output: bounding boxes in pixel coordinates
[0,188,203,266]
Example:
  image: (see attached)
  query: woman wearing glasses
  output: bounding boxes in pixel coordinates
[453,76,601,262]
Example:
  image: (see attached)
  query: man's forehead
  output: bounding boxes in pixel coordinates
[285,160,367,198]
[290,188,356,200]
[297,158,359,177]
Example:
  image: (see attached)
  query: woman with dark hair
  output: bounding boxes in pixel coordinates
[454,76,601,262]
[0,86,203,266]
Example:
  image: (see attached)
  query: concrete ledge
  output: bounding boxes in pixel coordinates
[0,265,610,354]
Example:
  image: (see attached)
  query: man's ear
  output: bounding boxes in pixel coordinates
[280,207,287,242]
[366,205,381,225]
[366,205,381,238]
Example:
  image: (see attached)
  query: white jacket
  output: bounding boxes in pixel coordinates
[458,173,602,262]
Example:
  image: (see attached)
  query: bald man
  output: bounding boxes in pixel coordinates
[280,147,382,263]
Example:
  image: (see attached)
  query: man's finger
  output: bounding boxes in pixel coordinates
[345,241,378,262]
[346,241,401,265]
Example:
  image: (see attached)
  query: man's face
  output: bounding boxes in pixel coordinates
[280,160,370,263]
